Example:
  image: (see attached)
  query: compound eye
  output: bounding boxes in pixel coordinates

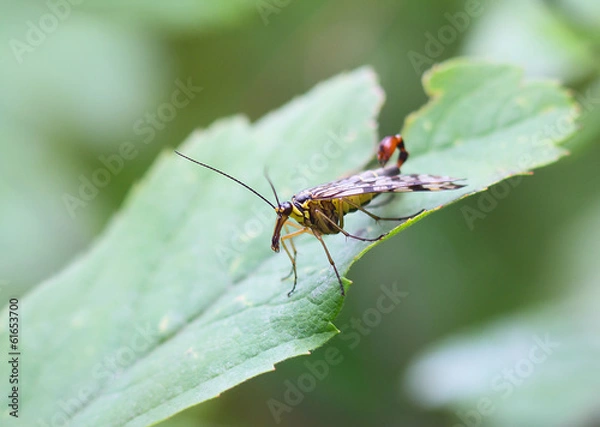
[282,202,293,215]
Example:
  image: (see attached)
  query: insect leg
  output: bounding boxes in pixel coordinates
[281,227,310,296]
[315,209,386,242]
[281,223,298,280]
[343,197,425,222]
[366,194,394,208]
[334,198,345,229]
[280,239,297,296]
[311,230,345,296]
[282,220,304,230]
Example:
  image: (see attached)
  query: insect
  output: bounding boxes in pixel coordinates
[175,135,464,296]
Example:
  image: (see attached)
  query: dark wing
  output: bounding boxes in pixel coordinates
[309,168,464,200]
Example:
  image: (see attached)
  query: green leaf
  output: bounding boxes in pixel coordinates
[462,0,598,82]
[0,60,579,426]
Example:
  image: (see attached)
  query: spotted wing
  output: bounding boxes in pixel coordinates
[309,168,464,200]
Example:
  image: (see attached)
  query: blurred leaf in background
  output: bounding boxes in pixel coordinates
[463,0,597,83]
[404,197,600,426]
[80,0,258,33]
[1,2,171,295]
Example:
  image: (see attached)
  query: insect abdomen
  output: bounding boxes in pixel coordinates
[341,193,377,214]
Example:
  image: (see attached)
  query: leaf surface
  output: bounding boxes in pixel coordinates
[0,60,578,426]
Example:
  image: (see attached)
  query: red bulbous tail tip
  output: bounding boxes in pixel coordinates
[377,134,408,169]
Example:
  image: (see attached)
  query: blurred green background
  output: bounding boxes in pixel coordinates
[2,0,598,426]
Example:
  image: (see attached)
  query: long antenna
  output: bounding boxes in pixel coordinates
[174,150,277,209]
[264,168,281,207]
